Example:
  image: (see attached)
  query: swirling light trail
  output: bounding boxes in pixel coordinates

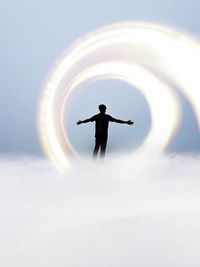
[38,21,200,171]
[61,62,180,158]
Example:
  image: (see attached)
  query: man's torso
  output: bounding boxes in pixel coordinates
[91,114,114,136]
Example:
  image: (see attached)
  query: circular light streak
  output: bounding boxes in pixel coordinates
[38,21,200,171]
[61,62,180,158]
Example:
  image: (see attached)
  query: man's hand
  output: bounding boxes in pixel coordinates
[76,120,82,125]
[127,120,134,125]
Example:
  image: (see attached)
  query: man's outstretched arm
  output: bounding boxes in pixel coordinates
[112,118,134,125]
[77,116,95,125]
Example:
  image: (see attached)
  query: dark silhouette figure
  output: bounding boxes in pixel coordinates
[77,104,134,159]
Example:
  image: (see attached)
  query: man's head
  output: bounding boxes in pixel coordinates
[98,104,106,114]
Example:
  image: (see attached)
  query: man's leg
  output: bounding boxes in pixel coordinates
[100,136,107,159]
[93,136,100,159]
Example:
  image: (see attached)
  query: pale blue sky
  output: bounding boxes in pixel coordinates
[0,0,200,156]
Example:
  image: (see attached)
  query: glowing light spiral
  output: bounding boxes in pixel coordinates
[38,21,200,171]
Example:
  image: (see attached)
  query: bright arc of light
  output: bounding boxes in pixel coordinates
[61,62,180,157]
[38,21,200,171]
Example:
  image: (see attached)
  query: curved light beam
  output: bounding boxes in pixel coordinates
[62,62,180,158]
[38,21,200,171]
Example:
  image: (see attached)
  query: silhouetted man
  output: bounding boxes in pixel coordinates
[77,104,134,159]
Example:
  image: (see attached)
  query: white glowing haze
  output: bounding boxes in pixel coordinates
[38,21,200,171]
[1,155,200,267]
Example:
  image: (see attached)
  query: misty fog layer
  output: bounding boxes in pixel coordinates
[1,154,200,266]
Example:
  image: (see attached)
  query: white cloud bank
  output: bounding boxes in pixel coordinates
[1,154,200,266]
